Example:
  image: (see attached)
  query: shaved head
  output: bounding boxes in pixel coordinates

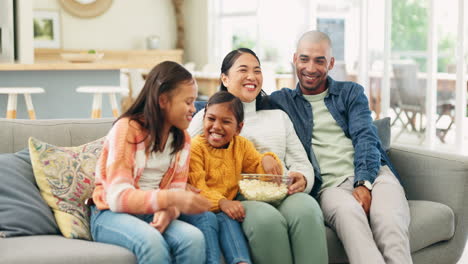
[297,30,333,55]
[293,30,335,95]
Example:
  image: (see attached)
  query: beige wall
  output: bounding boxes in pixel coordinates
[32,0,210,67]
[184,0,209,70]
[34,0,177,50]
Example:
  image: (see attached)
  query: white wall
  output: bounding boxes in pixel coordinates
[33,0,177,50]
[184,0,209,69]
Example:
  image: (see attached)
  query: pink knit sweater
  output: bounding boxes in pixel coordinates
[92,117,191,214]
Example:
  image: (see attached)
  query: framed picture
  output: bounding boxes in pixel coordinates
[33,10,61,48]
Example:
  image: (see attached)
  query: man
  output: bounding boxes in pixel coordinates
[269,30,412,264]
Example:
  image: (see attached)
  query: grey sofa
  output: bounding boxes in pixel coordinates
[0,118,467,264]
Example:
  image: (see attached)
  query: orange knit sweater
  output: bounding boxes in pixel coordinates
[189,134,281,212]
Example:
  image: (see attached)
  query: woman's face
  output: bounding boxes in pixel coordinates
[221,53,263,103]
[160,79,197,131]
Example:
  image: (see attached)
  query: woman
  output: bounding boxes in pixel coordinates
[188,48,328,264]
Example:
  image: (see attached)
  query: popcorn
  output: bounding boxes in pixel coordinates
[239,179,288,202]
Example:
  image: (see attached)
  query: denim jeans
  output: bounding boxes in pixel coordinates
[90,205,206,264]
[180,212,252,264]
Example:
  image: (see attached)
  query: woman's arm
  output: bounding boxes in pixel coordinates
[281,112,315,193]
[187,109,205,137]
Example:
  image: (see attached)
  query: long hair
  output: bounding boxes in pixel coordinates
[219,48,269,110]
[118,61,193,154]
[204,91,244,125]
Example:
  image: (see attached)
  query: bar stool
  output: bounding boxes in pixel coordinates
[0,87,45,119]
[76,86,129,118]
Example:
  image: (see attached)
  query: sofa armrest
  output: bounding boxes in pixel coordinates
[388,144,468,260]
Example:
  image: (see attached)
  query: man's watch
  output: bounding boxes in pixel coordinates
[354,180,373,191]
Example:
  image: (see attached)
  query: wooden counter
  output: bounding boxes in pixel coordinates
[0,49,183,71]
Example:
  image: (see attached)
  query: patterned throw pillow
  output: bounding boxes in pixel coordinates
[29,137,105,240]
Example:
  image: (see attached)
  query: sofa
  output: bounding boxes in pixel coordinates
[0,118,467,264]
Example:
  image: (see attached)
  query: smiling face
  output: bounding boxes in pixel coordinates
[221,53,263,103]
[203,102,243,148]
[160,79,198,131]
[294,39,335,95]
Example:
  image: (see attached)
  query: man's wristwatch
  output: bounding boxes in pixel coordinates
[354,180,373,191]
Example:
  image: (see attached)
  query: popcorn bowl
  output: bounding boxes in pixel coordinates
[239,174,292,203]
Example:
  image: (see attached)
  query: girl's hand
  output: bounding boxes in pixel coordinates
[150,210,172,233]
[186,183,201,194]
[287,171,307,194]
[262,155,282,175]
[167,190,211,214]
[219,199,245,222]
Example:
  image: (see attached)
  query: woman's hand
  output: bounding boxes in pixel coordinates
[219,199,245,222]
[287,171,307,194]
[262,155,282,175]
[186,183,201,194]
[150,209,172,233]
[167,190,211,214]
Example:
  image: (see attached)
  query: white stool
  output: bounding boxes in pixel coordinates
[0,87,45,119]
[76,86,129,118]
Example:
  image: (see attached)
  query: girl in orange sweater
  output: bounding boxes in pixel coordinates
[187,91,282,264]
[90,61,211,264]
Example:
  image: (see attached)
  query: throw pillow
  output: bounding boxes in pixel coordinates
[29,137,105,240]
[0,148,60,237]
[373,117,391,152]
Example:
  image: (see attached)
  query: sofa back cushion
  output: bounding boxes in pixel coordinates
[0,148,60,237]
[0,118,114,154]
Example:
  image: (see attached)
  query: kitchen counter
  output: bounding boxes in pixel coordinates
[0,49,183,71]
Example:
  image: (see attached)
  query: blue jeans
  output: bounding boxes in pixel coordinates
[90,206,206,264]
[181,212,252,264]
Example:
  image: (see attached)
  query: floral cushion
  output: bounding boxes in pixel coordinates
[29,137,105,240]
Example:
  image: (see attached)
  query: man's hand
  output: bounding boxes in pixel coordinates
[262,155,282,175]
[287,171,307,194]
[219,199,245,222]
[352,186,372,215]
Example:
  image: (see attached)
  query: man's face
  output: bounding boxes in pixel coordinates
[294,40,335,95]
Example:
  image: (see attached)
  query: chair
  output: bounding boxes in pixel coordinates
[392,62,456,143]
[0,87,45,119]
[392,62,425,142]
[76,86,129,118]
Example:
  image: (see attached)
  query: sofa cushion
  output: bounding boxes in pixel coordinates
[0,148,60,238]
[327,199,455,263]
[0,235,136,264]
[29,137,105,240]
[373,117,391,152]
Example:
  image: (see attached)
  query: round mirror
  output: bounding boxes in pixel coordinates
[59,0,113,18]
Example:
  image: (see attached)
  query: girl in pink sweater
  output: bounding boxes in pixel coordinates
[90,61,211,264]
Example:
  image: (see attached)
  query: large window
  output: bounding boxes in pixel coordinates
[211,0,468,152]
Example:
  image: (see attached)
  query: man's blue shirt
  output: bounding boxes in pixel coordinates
[269,76,399,197]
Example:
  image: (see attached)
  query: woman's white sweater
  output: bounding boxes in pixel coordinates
[188,100,314,193]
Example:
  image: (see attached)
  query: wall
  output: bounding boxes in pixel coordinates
[33,0,177,50]
[184,0,210,70]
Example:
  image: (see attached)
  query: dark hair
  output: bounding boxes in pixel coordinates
[118,61,193,154]
[204,91,244,125]
[220,48,269,110]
